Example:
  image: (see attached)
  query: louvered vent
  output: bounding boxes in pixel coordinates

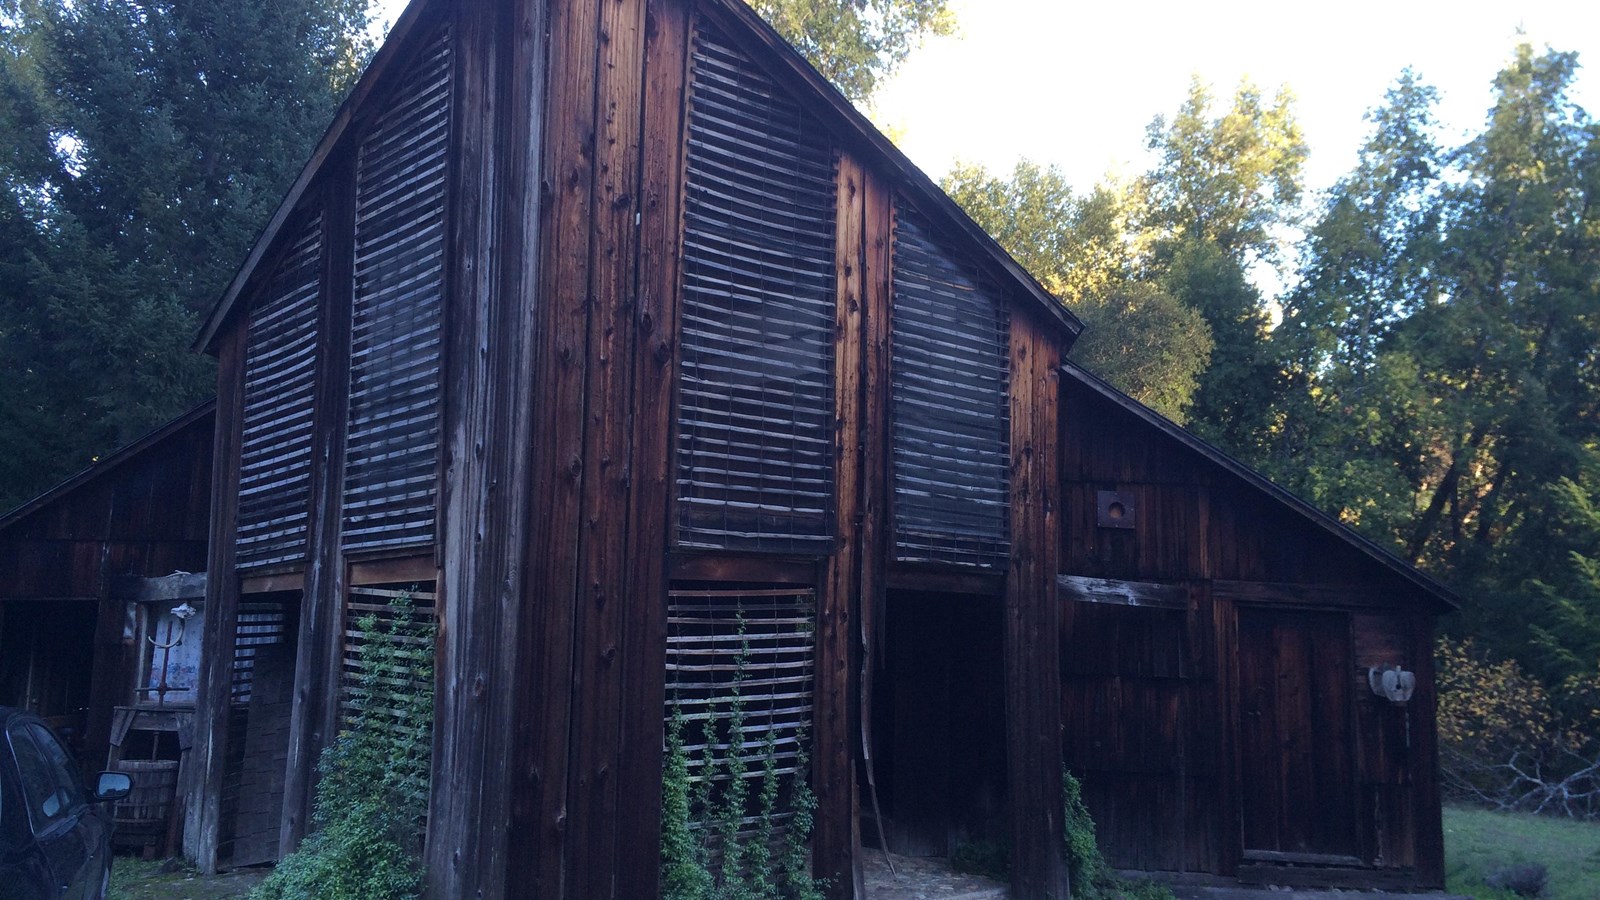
[676,20,837,552]
[344,24,451,554]
[890,203,1011,567]
[664,585,816,849]
[341,583,436,731]
[237,211,322,570]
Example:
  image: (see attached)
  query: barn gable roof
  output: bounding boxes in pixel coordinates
[0,400,216,536]
[1061,360,1461,612]
[194,0,1083,352]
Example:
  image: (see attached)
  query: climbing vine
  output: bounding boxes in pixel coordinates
[661,613,824,900]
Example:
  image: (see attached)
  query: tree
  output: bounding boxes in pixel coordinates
[750,0,955,102]
[1138,77,1307,460]
[944,161,1213,421]
[0,0,371,510]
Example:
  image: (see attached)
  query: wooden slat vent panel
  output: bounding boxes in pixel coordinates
[665,585,817,846]
[340,583,436,734]
[676,19,837,553]
[343,24,451,554]
[890,203,1012,567]
[237,210,323,570]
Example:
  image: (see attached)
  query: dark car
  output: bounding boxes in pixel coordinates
[0,708,131,900]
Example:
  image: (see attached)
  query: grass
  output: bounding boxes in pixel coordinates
[111,855,267,900]
[1444,803,1600,900]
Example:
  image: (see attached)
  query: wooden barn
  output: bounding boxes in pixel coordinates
[174,0,1457,896]
[0,403,214,784]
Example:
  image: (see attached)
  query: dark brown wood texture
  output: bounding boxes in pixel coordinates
[1058,372,1446,887]
[889,204,1011,568]
[815,153,865,897]
[1006,314,1068,898]
[187,322,247,873]
[424,0,541,895]
[279,165,356,857]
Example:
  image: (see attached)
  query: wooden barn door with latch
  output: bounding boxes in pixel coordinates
[1236,608,1359,865]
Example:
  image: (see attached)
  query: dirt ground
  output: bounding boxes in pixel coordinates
[110,856,267,900]
[861,851,1009,899]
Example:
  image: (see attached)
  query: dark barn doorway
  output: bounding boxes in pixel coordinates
[870,589,1008,859]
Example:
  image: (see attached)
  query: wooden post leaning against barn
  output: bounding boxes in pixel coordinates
[814,152,868,898]
[425,0,544,896]
[277,166,356,858]
[1006,317,1069,898]
[185,317,248,874]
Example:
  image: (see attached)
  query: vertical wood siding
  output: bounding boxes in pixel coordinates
[237,213,323,570]
[676,20,837,552]
[343,25,451,554]
[890,204,1011,567]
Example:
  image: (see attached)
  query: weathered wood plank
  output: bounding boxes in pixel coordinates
[426,0,542,895]
[813,152,864,898]
[509,0,601,890]
[280,168,356,857]
[185,316,248,873]
[1004,316,1068,897]
[1409,613,1445,888]
[565,0,650,891]
[613,0,692,893]
[1058,574,1188,610]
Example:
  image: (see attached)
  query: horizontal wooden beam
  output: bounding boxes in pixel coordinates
[669,553,818,586]
[885,564,1003,597]
[240,571,305,595]
[112,572,209,603]
[349,555,437,587]
[1057,575,1187,610]
[1212,580,1390,609]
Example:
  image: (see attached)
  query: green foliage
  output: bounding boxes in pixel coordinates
[749,0,954,102]
[0,0,371,511]
[943,161,1213,422]
[1061,770,1175,900]
[661,615,822,900]
[252,592,434,900]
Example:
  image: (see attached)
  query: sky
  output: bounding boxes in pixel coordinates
[373,0,1600,199]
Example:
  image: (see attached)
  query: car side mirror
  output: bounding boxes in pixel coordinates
[94,771,132,802]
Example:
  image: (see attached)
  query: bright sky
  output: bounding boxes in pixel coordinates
[373,0,1600,198]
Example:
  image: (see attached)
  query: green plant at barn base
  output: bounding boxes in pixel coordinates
[661,614,823,900]
[1062,769,1175,900]
[252,592,434,900]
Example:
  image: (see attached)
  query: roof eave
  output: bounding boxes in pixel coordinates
[698,0,1084,344]
[1060,360,1462,613]
[191,0,441,354]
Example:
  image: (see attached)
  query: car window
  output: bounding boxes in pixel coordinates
[6,723,72,833]
[27,724,86,810]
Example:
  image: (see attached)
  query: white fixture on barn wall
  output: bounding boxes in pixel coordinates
[1368,665,1416,704]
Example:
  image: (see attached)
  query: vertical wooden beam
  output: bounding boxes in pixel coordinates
[612,0,691,895]
[510,0,600,891]
[855,167,893,896]
[816,153,866,898]
[1410,612,1445,888]
[279,166,356,856]
[564,0,650,891]
[184,317,248,874]
[1214,592,1243,875]
[426,0,543,895]
[1005,317,1068,898]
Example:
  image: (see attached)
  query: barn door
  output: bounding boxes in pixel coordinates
[1236,609,1358,864]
